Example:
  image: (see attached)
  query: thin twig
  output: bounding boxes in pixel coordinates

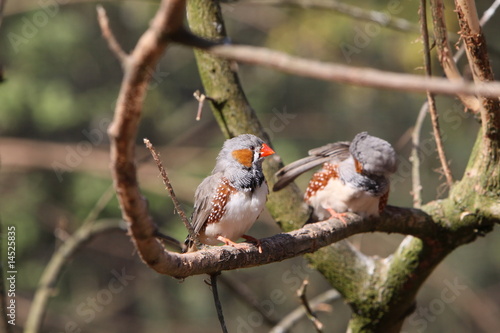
[96,5,128,63]
[143,138,194,238]
[82,183,116,225]
[218,274,279,326]
[420,0,454,187]
[210,273,228,333]
[410,102,428,208]
[25,219,123,333]
[193,90,206,120]
[244,0,420,33]
[271,289,340,333]
[296,279,323,332]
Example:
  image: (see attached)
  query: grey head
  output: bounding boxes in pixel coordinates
[213,134,275,191]
[349,132,398,177]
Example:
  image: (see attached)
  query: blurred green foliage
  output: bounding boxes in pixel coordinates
[0,0,499,332]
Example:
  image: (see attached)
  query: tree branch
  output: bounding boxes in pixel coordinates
[244,0,420,33]
[410,102,428,208]
[134,206,455,279]
[270,289,340,333]
[96,4,128,64]
[429,0,480,112]
[174,37,500,98]
[25,220,123,333]
[296,279,323,332]
[209,273,228,333]
[454,0,500,147]
[420,0,454,187]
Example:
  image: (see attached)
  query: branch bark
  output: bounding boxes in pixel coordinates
[454,0,500,152]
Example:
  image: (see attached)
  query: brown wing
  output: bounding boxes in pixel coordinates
[190,173,221,235]
[273,141,350,191]
[304,163,339,201]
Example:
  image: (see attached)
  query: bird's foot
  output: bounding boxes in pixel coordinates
[216,235,262,253]
[241,234,263,253]
[326,208,348,226]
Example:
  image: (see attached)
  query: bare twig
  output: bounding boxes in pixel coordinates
[25,219,123,333]
[143,138,194,238]
[193,90,206,120]
[271,289,339,333]
[297,279,323,332]
[96,5,128,63]
[82,183,116,225]
[420,0,454,187]
[410,102,428,208]
[244,0,419,33]
[210,273,228,333]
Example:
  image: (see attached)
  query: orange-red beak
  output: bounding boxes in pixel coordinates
[260,143,275,157]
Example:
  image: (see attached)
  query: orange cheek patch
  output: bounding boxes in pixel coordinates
[354,158,363,174]
[232,149,253,167]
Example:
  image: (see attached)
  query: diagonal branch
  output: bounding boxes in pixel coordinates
[25,220,123,333]
[173,35,500,98]
[244,0,419,33]
[271,289,340,333]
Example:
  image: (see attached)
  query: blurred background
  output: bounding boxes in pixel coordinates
[1,0,499,332]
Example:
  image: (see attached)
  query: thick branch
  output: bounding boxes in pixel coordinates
[126,207,442,279]
[453,0,500,192]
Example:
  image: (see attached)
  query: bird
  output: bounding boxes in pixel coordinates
[184,134,275,253]
[273,132,398,223]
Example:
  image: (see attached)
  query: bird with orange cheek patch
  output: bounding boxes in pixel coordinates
[184,134,275,253]
[273,132,398,224]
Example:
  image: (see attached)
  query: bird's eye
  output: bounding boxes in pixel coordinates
[249,146,255,151]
